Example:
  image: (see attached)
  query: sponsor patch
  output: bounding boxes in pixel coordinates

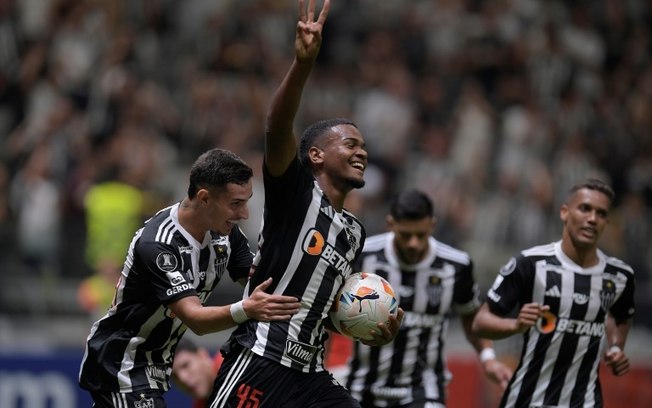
[284,339,318,365]
[165,271,186,286]
[156,252,178,272]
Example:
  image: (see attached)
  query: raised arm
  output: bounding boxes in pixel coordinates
[265,0,330,177]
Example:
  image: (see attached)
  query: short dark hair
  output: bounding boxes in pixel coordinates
[389,189,435,221]
[187,148,253,198]
[175,336,201,354]
[567,178,615,204]
[299,118,357,168]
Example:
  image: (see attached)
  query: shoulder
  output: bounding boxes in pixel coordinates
[433,239,471,266]
[361,232,391,253]
[521,242,557,258]
[602,251,635,276]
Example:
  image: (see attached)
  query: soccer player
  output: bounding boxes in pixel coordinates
[472,178,635,408]
[207,1,402,407]
[344,189,512,407]
[78,148,301,408]
[172,337,224,408]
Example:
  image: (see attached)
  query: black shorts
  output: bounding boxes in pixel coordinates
[90,389,167,408]
[208,344,361,408]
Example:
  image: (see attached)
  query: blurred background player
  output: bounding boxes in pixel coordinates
[171,337,224,408]
[473,178,635,408]
[342,189,511,407]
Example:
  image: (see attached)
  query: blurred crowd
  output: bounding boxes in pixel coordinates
[0,0,651,327]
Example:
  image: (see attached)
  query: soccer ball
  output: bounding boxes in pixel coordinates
[329,272,399,341]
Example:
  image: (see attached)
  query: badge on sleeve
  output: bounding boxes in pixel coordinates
[156,252,178,272]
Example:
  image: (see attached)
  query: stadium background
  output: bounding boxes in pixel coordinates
[0,0,650,407]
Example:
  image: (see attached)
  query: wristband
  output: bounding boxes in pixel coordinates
[608,345,622,354]
[479,348,497,363]
[230,300,249,324]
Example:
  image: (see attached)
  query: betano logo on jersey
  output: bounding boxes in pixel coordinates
[302,228,352,276]
[536,309,604,337]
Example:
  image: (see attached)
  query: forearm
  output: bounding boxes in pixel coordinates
[170,297,239,336]
[606,315,631,349]
[472,304,521,340]
[462,313,493,353]
[266,59,314,151]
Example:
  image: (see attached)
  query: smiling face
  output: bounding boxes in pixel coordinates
[560,187,611,252]
[201,180,252,236]
[312,124,368,189]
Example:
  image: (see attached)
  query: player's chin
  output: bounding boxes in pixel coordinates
[346,176,365,189]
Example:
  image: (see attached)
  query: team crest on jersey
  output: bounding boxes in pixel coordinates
[600,277,617,312]
[213,249,228,280]
[426,276,443,307]
[499,257,516,276]
[156,252,178,272]
[134,394,154,408]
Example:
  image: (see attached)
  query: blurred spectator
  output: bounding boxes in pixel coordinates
[0,0,651,331]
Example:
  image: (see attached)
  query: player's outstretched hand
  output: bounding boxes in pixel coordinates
[360,307,404,347]
[605,346,630,376]
[295,0,330,62]
[243,278,301,321]
[483,359,513,391]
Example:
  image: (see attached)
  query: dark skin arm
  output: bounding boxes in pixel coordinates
[265,0,330,177]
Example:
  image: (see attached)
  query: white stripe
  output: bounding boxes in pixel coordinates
[211,348,253,408]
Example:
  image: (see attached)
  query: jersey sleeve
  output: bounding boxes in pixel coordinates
[136,240,198,305]
[609,269,636,323]
[453,260,480,316]
[486,254,533,316]
[228,226,254,282]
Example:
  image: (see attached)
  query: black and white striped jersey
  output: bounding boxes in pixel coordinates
[487,241,635,408]
[226,156,365,373]
[344,232,479,406]
[79,203,253,393]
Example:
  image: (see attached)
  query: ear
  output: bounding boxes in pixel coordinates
[196,188,211,206]
[560,204,568,222]
[308,146,324,164]
[386,214,394,229]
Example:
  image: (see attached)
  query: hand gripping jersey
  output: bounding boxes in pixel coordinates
[487,241,635,408]
[79,203,253,393]
[345,232,479,405]
[227,156,366,373]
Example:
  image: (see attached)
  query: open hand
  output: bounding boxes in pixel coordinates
[243,278,301,321]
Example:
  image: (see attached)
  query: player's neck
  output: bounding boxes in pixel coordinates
[314,176,349,212]
[178,198,208,243]
[561,239,599,268]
